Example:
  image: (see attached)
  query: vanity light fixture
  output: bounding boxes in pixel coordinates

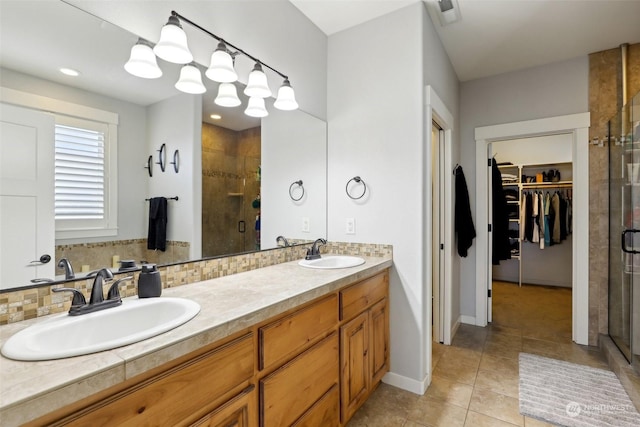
[206,41,238,83]
[175,62,206,94]
[125,11,298,116]
[153,15,193,64]
[214,83,242,107]
[245,97,269,118]
[124,39,162,79]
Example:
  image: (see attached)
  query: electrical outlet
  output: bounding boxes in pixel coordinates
[302,217,310,233]
[346,218,355,234]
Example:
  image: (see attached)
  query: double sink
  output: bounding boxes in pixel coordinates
[1,255,365,361]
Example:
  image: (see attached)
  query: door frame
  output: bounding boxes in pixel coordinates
[424,86,454,381]
[474,113,590,345]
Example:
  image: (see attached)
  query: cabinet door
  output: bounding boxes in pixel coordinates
[369,299,389,385]
[191,385,257,427]
[340,311,369,423]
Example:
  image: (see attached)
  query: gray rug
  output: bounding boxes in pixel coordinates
[519,353,640,427]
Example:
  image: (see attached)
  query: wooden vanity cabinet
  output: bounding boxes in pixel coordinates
[27,269,390,427]
[44,333,256,427]
[339,272,390,424]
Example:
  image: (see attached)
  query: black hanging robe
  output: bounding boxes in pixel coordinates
[491,159,511,264]
[454,165,476,257]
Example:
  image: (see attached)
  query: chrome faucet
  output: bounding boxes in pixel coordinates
[57,258,75,280]
[305,238,327,260]
[52,269,133,316]
[276,235,290,247]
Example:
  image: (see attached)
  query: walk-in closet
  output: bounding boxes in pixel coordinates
[490,134,574,337]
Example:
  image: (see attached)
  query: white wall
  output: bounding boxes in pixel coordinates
[328,3,459,392]
[147,94,202,260]
[0,67,148,243]
[460,56,589,318]
[67,0,327,121]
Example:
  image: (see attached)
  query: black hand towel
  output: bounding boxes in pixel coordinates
[147,197,168,251]
[454,165,476,257]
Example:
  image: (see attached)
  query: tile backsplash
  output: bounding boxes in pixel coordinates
[0,242,392,325]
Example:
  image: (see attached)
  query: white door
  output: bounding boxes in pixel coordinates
[0,103,55,289]
[432,122,445,342]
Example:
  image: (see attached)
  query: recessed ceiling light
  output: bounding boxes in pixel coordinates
[60,68,80,76]
[210,114,222,120]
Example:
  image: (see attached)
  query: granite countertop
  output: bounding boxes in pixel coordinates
[0,255,392,426]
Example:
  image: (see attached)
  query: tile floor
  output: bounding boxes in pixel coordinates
[347,281,610,426]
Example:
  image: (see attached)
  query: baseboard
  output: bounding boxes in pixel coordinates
[460,315,476,325]
[451,316,461,342]
[382,371,428,395]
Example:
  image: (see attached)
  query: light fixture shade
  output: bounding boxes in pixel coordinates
[175,63,206,94]
[214,83,241,107]
[153,15,193,64]
[245,97,269,118]
[205,42,237,83]
[274,79,299,111]
[244,63,271,98]
[124,39,163,79]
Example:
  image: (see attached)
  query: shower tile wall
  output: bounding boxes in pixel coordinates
[589,43,640,345]
[202,123,261,257]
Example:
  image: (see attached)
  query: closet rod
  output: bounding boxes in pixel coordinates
[521,183,572,190]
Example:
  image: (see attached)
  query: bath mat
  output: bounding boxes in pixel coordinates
[519,353,640,426]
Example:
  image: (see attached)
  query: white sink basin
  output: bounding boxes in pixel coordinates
[298,255,365,269]
[1,297,200,361]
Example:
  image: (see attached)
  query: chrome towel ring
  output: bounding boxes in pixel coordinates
[346,176,367,200]
[289,180,304,201]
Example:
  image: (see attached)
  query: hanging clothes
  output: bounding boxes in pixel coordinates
[544,192,551,247]
[454,165,476,257]
[532,192,540,243]
[524,192,534,242]
[551,192,561,244]
[492,159,511,264]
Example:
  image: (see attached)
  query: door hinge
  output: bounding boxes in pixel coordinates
[488,224,492,232]
[488,158,492,167]
[440,243,444,250]
[488,289,492,298]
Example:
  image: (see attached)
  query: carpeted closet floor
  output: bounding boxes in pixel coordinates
[347,281,609,426]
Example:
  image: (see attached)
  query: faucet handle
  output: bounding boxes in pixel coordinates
[52,288,87,306]
[107,276,134,301]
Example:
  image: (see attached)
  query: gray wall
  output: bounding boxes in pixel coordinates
[328,2,459,388]
[459,56,589,318]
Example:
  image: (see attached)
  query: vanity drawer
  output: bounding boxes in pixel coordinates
[59,333,255,427]
[291,384,339,427]
[259,294,337,370]
[340,272,388,321]
[260,332,339,427]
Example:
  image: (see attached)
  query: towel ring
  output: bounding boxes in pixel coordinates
[289,180,304,201]
[156,143,166,172]
[170,149,180,173]
[346,176,367,200]
[144,155,153,177]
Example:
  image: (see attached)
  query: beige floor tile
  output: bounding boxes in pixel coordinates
[483,339,522,360]
[441,345,483,367]
[468,388,524,426]
[346,407,407,427]
[523,416,556,426]
[478,354,519,377]
[406,397,468,427]
[488,325,522,337]
[464,411,520,427]
[521,337,564,358]
[474,369,519,399]
[432,357,479,386]
[424,376,474,409]
[403,421,428,427]
[363,383,419,416]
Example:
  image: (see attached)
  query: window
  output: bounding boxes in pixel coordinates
[54,115,118,239]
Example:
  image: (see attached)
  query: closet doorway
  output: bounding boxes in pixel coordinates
[432,121,445,343]
[474,113,590,345]
[490,136,573,335]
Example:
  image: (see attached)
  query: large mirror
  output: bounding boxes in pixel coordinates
[0,0,327,291]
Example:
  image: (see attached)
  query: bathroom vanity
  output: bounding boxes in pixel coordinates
[0,255,392,426]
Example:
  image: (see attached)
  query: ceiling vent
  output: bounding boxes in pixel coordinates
[426,0,462,26]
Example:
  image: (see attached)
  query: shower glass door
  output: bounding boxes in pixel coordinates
[609,91,640,373]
